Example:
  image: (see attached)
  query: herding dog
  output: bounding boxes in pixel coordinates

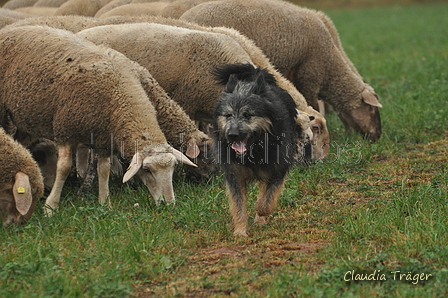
[212,63,299,236]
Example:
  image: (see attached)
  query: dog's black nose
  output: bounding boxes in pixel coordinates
[227,128,239,141]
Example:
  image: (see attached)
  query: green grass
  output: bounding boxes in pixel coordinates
[1,3,448,297]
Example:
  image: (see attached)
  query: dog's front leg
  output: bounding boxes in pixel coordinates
[254,178,286,225]
[225,172,249,237]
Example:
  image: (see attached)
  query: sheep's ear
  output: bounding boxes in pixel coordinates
[13,172,33,215]
[185,139,200,159]
[123,152,142,183]
[172,148,198,167]
[362,89,383,108]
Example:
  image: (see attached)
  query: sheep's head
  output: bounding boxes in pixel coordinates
[122,144,197,204]
[305,107,330,160]
[337,87,382,142]
[0,172,39,228]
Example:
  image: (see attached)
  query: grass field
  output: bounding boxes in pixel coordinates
[1,3,447,298]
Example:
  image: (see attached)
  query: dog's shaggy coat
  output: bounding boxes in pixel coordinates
[213,64,297,236]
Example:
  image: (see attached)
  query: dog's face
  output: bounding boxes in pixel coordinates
[214,82,273,155]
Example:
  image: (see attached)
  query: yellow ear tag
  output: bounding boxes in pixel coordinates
[17,186,26,194]
[126,165,132,171]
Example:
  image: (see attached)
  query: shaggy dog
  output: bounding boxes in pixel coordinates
[212,63,299,236]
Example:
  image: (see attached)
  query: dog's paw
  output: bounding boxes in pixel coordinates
[254,214,268,225]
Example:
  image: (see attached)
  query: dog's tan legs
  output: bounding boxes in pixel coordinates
[254,179,286,225]
[44,144,72,216]
[226,178,249,237]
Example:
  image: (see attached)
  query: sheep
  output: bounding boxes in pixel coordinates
[159,0,214,19]
[0,128,44,227]
[0,15,15,28]
[33,0,68,7]
[4,15,100,32]
[98,2,170,18]
[14,6,58,15]
[180,0,383,141]
[3,0,38,10]
[0,7,34,19]
[77,19,329,159]
[54,0,113,16]
[4,17,214,181]
[94,0,133,17]
[0,25,197,215]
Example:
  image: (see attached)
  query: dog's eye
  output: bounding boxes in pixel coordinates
[243,112,251,119]
[225,113,233,118]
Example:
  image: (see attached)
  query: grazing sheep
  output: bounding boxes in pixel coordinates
[0,15,15,28]
[4,15,100,32]
[3,0,38,10]
[159,0,214,18]
[54,0,112,16]
[98,2,169,18]
[0,128,44,227]
[0,7,34,19]
[0,25,197,214]
[94,0,132,17]
[14,6,57,15]
[180,0,383,141]
[33,0,68,7]
[77,20,328,159]
[4,16,214,181]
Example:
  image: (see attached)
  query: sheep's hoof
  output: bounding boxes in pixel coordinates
[254,214,268,225]
[44,205,57,217]
[233,230,248,237]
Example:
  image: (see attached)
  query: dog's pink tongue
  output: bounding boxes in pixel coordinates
[232,141,247,153]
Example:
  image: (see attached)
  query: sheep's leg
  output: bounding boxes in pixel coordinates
[254,178,286,225]
[97,155,111,206]
[225,173,249,237]
[44,144,72,216]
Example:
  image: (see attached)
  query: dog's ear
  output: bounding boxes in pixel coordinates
[224,74,239,93]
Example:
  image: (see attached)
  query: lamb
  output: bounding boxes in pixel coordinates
[0,128,44,227]
[180,0,383,141]
[97,2,170,18]
[54,0,113,16]
[0,25,197,214]
[77,20,329,159]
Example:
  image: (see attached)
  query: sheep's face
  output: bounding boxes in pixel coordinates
[310,117,330,160]
[139,152,177,204]
[338,88,382,142]
[338,101,382,142]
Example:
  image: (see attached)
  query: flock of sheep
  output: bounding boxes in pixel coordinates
[0,0,382,230]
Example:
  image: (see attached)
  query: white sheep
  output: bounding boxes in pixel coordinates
[77,20,329,159]
[4,14,99,31]
[54,0,112,16]
[97,2,170,18]
[0,7,34,19]
[0,25,196,214]
[159,0,213,19]
[0,128,44,227]
[3,0,38,10]
[14,6,57,15]
[33,0,68,7]
[180,0,383,141]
